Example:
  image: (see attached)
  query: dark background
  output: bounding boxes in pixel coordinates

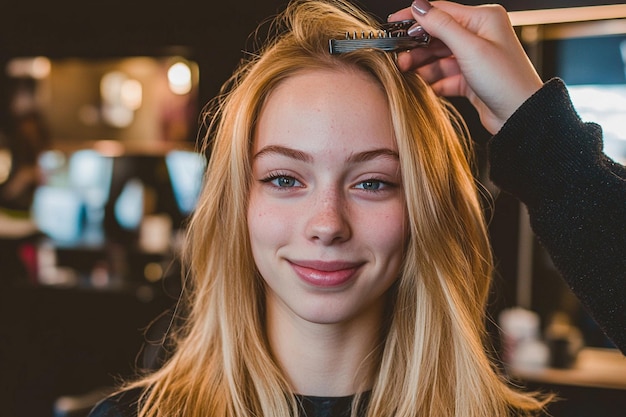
[1,0,624,119]
[1,1,624,417]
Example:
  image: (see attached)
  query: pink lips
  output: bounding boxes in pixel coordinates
[289,260,362,288]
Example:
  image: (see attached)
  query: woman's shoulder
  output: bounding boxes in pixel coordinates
[88,387,144,417]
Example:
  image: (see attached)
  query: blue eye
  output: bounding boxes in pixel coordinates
[356,180,385,191]
[265,175,302,188]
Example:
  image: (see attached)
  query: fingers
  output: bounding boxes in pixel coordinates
[413,2,512,43]
[387,6,412,22]
[391,2,497,76]
[409,2,482,56]
[395,38,452,72]
[395,2,514,62]
[429,73,466,98]
[416,57,462,87]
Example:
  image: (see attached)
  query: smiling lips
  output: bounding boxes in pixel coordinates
[289,260,363,288]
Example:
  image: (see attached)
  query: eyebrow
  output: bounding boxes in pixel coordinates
[348,148,399,163]
[253,145,399,163]
[253,145,312,162]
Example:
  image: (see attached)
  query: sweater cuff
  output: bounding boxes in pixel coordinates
[488,78,605,205]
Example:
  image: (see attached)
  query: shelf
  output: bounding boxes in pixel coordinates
[509,347,626,390]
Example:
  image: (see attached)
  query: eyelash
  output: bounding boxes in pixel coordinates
[260,172,303,189]
[354,178,392,192]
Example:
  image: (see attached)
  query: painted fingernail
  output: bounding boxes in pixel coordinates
[407,24,426,37]
[412,0,432,16]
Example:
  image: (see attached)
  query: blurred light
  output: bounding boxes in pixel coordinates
[92,140,125,157]
[32,186,84,243]
[568,84,626,163]
[31,57,51,79]
[114,177,144,230]
[621,39,626,78]
[0,149,12,184]
[38,150,67,186]
[167,62,192,95]
[100,71,126,103]
[6,56,51,79]
[100,71,142,127]
[165,150,206,215]
[120,78,142,110]
[144,262,164,282]
[38,150,66,172]
[68,149,113,215]
[102,105,134,128]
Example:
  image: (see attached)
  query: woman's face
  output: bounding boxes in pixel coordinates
[248,68,407,328]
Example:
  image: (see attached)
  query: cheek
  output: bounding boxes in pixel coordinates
[362,204,407,255]
[247,194,293,254]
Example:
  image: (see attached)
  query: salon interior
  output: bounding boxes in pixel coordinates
[0,0,625,416]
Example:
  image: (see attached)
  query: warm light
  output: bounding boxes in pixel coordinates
[100,71,142,127]
[167,62,192,95]
[144,262,164,282]
[102,105,134,128]
[92,140,125,157]
[6,56,51,79]
[0,149,12,184]
[31,57,51,79]
[120,79,142,110]
[100,71,125,102]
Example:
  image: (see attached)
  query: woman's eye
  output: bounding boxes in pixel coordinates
[355,179,385,191]
[266,175,302,188]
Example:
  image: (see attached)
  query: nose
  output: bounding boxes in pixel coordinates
[305,189,351,245]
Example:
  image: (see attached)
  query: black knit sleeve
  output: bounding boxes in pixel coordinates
[488,78,626,354]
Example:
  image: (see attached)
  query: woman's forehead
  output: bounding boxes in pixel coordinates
[253,68,395,153]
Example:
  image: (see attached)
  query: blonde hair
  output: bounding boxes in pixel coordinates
[127,0,548,416]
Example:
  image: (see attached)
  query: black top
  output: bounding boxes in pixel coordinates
[88,389,368,417]
[488,78,626,354]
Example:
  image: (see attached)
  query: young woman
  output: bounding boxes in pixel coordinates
[90,0,549,416]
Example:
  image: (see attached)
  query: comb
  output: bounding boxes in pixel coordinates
[329,19,430,54]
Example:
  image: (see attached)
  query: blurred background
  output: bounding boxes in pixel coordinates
[0,1,625,416]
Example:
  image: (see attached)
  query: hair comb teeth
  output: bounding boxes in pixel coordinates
[329,19,430,54]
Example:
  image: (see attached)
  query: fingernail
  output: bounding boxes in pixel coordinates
[407,24,425,37]
[412,0,432,15]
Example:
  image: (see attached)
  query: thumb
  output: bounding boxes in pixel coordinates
[409,1,480,54]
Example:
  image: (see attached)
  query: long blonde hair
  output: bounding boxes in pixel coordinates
[128,1,548,416]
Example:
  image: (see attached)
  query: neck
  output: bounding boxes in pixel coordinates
[266,296,385,397]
